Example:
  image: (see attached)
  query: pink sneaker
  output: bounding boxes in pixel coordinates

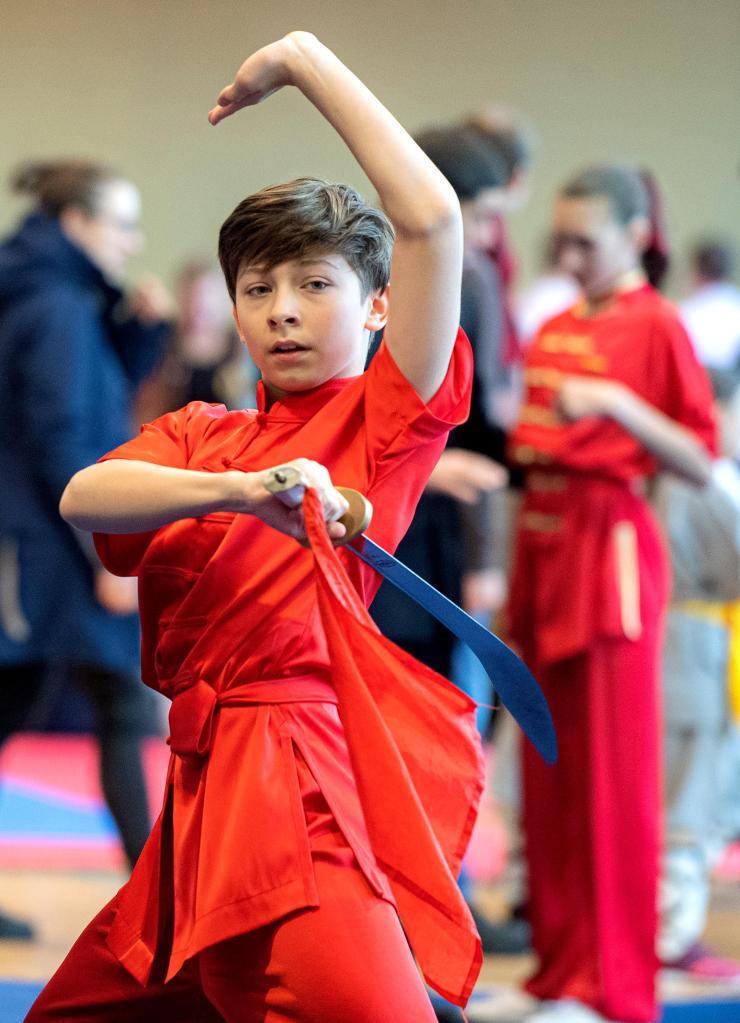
[663,942,740,982]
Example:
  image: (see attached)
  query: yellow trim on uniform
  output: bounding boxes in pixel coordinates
[675,600,729,626]
[518,405,564,429]
[614,520,642,641]
[521,511,562,533]
[725,602,740,723]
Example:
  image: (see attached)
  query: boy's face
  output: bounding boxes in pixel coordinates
[233,254,387,399]
[551,195,647,301]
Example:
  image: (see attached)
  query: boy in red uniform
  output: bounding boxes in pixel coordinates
[25,31,483,1023]
[507,166,716,1023]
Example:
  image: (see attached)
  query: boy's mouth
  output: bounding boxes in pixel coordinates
[270,340,310,354]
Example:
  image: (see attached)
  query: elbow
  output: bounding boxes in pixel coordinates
[59,476,76,525]
[425,186,462,232]
[59,471,87,529]
[395,189,462,242]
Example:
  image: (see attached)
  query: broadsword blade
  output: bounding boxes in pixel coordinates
[350,535,557,764]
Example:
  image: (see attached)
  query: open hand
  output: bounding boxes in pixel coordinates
[127,274,175,324]
[462,568,507,615]
[556,375,623,422]
[425,448,508,504]
[208,33,315,125]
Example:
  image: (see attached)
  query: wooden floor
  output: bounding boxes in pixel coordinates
[0,868,125,981]
[1,867,738,1006]
[475,876,740,1003]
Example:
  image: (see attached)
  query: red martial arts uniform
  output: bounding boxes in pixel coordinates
[26,331,484,1023]
[508,285,717,1022]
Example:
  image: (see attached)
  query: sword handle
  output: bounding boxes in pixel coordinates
[264,467,372,543]
[336,487,373,541]
[264,466,306,508]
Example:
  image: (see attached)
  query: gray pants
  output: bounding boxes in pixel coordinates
[659,609,740,959]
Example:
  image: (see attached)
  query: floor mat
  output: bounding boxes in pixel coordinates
[0,981,42,1021]
[435,988,740,1021]
[3,983,740,1023]
[0,734,168,870]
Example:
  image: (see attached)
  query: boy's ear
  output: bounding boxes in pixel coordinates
[364,286,389,332]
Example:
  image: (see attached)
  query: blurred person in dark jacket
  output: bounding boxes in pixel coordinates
[0,160,172,936]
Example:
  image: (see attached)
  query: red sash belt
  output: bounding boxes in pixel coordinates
[167,676,338,759]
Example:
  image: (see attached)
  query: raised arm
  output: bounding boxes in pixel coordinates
[209,32,463,402]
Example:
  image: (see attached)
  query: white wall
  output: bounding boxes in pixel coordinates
[3,0,739,294]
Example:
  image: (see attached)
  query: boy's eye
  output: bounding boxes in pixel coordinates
[245,284,270,297]
[306,279,329,291]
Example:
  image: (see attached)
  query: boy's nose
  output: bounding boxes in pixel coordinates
[268,311,300,327]
[267,292,301,328]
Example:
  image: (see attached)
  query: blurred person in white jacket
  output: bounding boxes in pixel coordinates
[680,240,740,374]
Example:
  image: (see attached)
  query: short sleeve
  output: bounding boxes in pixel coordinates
[98,400,228,470]
[655,312,718,456]
[93,401,228,575]
[363,327,473,467]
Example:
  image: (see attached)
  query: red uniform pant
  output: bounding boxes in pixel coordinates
[522,632,661,1022]
[25,759,437,1022]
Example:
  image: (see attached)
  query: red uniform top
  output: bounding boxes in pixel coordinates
[509,284,717,664]
[94,331,484,1006]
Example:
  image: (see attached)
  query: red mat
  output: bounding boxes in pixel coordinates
[0,734,169,870]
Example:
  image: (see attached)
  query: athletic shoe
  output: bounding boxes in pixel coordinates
[465,986,539,1021]
[526,1000,625,1022]
[471,904,532,955]
[662,941,740,982]
[0,910,34,940]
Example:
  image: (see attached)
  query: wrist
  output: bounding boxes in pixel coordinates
[219,470,262,515]
[283,31,324,84]
[606,381,636,424]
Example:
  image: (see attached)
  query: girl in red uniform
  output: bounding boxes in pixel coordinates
[508,165,716,1023]
[25,32,484,1023]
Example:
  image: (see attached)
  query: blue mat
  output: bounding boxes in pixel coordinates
[5,983,740,1022]
[0,983,42,1022]
[429,990,740,1021]
[0,780,116,838]
[662,1002,740,1021]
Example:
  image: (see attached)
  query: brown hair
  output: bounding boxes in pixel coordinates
[10,159,122,217]
[414,125,507,199]
[560,164,649,226]
[218,177,394,302]
[465,109,534,182]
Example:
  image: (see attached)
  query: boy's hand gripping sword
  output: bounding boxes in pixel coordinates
[265,466,557,764]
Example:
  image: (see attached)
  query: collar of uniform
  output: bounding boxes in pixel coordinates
[572,274,651,320]
[256,375,359,421]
